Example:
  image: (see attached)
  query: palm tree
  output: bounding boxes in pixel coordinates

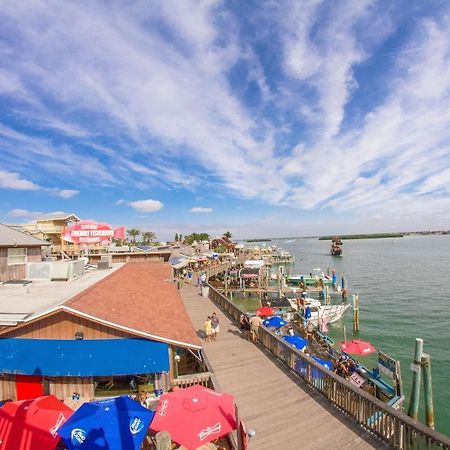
[223,231,232,239]
[126,228,141,244]
[142,231,156,245]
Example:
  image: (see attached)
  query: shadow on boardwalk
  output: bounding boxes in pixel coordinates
[179,284,390,450]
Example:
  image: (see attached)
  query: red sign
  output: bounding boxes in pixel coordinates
[62,221,125,244]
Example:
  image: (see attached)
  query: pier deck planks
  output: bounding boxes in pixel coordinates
[179,284,390,450]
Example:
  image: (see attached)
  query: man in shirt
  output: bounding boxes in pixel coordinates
[249,315,263,343]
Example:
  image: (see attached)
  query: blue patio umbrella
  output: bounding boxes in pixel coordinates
[282,335,308,351]
[295,356,332,379]
[311,356,333,379]
[57,396,154,450]
[263,317,288,328]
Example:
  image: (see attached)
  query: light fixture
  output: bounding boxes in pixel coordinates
[75,332,84,340]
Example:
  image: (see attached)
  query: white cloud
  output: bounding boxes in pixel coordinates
[47,188,80,198]
[7,209,67,220]
[190,207,213,213]
[128,199,164,213]
[0,170,40,190]
[116,199,125,205]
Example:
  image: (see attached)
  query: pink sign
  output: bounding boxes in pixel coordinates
[62,221,125,244]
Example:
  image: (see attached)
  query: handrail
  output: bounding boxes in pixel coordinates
[205,264,450,450]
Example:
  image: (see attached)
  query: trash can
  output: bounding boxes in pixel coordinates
[201,286,210,297]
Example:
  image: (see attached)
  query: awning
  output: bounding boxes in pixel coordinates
[0,338,169,376]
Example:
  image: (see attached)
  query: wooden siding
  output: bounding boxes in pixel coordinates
[0,247,42,282]
[47,376,94,400]
[88,253,170,264]
[0,375,16,401]
[0,311,135,339]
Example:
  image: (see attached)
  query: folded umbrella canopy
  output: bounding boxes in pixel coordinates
[263,316,288,328]
[282,335,309,351]
[57,396,154,450]
[256,306,275,317]
[150,385,236,450]
[341,339,376,355]
[0,395,73,450]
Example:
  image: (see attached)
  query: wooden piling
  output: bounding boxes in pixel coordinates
[408,338,423,420]
[352,294,359,332]
[421,353,435,429]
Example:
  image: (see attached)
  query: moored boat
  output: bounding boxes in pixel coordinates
[331,236,343,256]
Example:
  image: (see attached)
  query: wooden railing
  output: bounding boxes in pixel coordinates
[207,279,450,449]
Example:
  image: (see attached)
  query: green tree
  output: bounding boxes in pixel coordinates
[185,232,210,245]
[174,233,179,242]
[126,228,141,244]
[142,231,156,245]
[223,231,232,239]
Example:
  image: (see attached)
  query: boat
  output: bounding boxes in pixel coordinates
[286,268,334,287]
[288,297,351,326]
[331,236,343,256]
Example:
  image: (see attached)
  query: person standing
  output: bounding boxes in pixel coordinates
[211,312,220,341]
[204,316,212,342]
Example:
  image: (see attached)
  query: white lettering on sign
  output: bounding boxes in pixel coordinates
[349,372,365,388]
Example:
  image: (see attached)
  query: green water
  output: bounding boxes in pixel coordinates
[274,235,450,435]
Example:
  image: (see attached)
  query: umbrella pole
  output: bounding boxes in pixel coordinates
[343,325,347,344]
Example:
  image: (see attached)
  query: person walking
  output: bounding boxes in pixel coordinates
[249,314,263,343]
[211,312,220,341]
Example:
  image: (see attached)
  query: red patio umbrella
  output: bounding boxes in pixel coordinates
[150,385,236,450]
[256,306,275,317]
[0,395,73,450]
[341,339,376,355]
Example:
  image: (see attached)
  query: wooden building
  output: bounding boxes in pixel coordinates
[0,263,201,403]
[0,223,50,282]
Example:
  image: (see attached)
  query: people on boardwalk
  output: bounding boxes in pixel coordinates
[200,272,207,286]
[204,316,212,342]
[211,312,220,341]
[240,313,251,340]
[187,270,193,284]
[249,314,263,343]
[287,326,295,336]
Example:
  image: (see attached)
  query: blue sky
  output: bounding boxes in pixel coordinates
[1,0,450,240]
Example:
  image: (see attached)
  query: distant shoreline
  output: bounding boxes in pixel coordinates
[319,233,403,240]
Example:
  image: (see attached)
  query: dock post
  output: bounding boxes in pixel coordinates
[421,353,435,429]
[352,294,359,332]
[407,338,423,420]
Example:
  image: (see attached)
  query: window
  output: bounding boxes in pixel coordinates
[7,248,27,265]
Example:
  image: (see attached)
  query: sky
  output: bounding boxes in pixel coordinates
[1,0,450,240]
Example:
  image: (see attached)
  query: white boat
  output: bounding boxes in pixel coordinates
[288,297,351,326]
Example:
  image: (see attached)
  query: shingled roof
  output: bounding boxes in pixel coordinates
[63,263,201,349]
[0,223,50,247]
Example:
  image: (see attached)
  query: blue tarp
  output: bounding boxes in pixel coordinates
[58,396,154,450]
[0,338,169,376]
[295,356,333,379]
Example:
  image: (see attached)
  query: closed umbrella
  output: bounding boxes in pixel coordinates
[0,395,73,450]
[341,339,376,355]
[150,385,236,450]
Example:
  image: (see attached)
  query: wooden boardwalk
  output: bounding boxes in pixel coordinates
[179,284,389,450]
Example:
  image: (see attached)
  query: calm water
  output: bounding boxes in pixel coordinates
[270,235,450,434]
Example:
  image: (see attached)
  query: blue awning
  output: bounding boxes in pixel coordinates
[0,338,169,376]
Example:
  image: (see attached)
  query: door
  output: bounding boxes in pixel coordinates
[15,375,43,400]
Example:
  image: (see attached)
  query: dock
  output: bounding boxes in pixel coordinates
[179,283,388,449]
